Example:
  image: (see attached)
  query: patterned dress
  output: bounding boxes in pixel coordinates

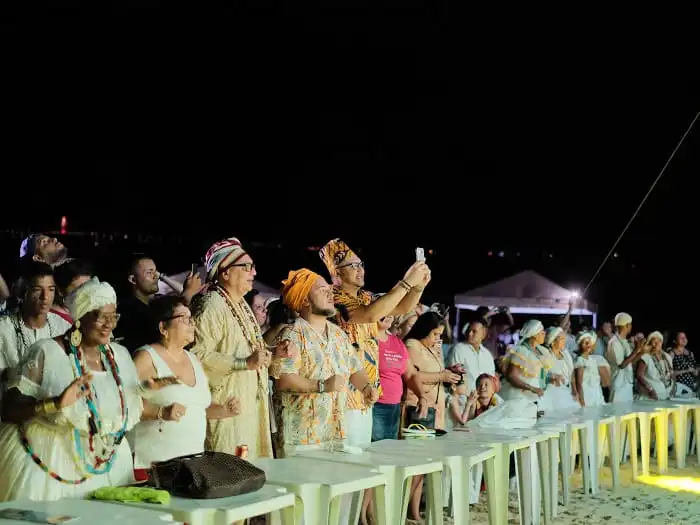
[269,318,361,455]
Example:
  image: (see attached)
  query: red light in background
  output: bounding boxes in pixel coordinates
[60,216,67,235]
[487,251,493,256]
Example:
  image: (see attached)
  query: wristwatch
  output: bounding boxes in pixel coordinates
[318,380,325,393]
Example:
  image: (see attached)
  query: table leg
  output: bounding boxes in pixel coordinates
[607,421,620,491]
[484,454,500,525]
[516,446,537,525]
[672,409,685,468]
[448,459,468,525]
[590,421,600,494]
[424,470,444,525]
[638,413,651,477]
[559,429,570,507]
[656,413,669,473]
[373,484,388,525]
[537,440,552,525]
[629,418,639,479]
[279,503,297,525]
[548,436,558,517]
[578,427,591,495]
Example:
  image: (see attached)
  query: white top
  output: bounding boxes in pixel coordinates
[550,349,575,386]
[0,312,72,377]
[447,342,496,392]
[574,355,606,407]
[131,346,211,468]
[606,334,634,385]
[639,353,674,400]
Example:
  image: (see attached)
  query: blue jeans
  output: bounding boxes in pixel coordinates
[371,402,401,442]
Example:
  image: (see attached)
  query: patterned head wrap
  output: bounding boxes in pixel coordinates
[520,319,544,339]
[19,234,41,258]
[576,330,597,346]
[204,237,247,282]
[614,312,632,327]
[545,326,564,346]
[476,373,501,393]
[65,277,117,322]
[319,238,356,277]
[281,269,321,313]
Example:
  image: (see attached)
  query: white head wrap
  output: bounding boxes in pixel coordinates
[647,331,664,344]
[576,331,597,346]
[545,326,564,346]
[520,319,544,339]
[614,312,632,326]
[65,277,117,323]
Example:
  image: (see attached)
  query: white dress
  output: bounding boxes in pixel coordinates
[501,344,552,410]
[637,354,674,400]
[574,355,606,407]
[606,335,634,403]
[0,339,142,501]
[131,346,211,468]
[541,349,579,413]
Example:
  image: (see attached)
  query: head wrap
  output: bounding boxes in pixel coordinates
[520,319,544,339]
[204,237,247,282]
[65,277,117,323]
[614,312,633,327]
[476,373,501,393]
[545,326,564,346]
[281,269,321,313]
[319,238,356,277]
[647,331,664,344]
[576,330,597,346]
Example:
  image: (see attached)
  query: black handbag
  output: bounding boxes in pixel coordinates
[151,451,266,499]
[405,405,437,428]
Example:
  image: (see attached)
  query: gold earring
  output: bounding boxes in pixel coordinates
[70,325,82,347]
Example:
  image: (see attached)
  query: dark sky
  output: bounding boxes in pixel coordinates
[2,5,699,333]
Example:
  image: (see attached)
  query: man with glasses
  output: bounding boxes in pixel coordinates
[319,239,430,448]
[191,237,294,460]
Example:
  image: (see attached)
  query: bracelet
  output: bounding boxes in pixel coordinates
[157,406,164,421]
[397,280,412,292]
[361,383,373,392]
[34,398,58,415]
[232,358,248,371]
[412,286,425,293]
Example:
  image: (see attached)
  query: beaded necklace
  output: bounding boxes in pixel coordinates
[19,340,129,484]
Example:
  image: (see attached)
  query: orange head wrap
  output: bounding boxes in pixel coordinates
[281,269,321,313]
[319,238,356,277]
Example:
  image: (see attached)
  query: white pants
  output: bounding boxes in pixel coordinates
[340,409,373,525]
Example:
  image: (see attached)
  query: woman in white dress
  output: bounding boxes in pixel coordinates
[636,331,675,400]
[573,332,606,408]
[502,320,564,412]
[132,296,241,473]
[541,327,579,413]
[0,278,143,501]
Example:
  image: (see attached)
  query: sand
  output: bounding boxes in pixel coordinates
[461,458,700,525]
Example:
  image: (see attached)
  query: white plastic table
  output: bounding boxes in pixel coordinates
[368,438,497,525]
[0,499,176,524]
[252,457,387,525]
[102,484,296,525]
[294,449,443,525]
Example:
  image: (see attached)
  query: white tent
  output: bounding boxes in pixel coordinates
[453,269,598,328]
[158,266,280,300]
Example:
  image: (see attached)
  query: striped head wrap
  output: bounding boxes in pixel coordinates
[204,237,247,282]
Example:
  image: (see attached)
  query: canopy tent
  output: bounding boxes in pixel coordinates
[453,269,598,330]
[158,266,280,300]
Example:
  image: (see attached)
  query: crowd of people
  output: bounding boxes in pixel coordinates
[0,232,696,524]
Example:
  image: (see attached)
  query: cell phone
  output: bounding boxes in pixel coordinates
[191,263,198,275]
[415,247,425,262]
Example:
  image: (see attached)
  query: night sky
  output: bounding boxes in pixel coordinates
[2,5,698,335]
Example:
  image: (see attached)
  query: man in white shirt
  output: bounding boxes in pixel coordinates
[447,319,496,393]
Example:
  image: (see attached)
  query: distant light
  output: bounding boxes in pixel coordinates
[570,290,580,299]
[487,251,493,256]
[613,252,619,258]
[498,251,504,258]
[428,249,434,255]
[60,216,67,235]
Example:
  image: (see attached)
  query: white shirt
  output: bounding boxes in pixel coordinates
[447,342,496,392]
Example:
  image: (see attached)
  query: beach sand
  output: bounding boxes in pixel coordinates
[461,458,700,525]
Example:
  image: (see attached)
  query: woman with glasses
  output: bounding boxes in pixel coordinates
[0,278,145,501]
[131,296,241,478]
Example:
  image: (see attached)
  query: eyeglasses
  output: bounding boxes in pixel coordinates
[166,314,195,325]
[337,261,364,271]
[95,313,121,326]
[227,262,256,273]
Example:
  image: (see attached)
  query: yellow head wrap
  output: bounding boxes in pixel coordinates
[281,269,321,313]
[319,238,356,277]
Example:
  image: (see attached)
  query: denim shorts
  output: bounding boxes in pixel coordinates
[371,402,401,442]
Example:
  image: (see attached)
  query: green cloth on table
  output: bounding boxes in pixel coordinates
[89,486,171,504]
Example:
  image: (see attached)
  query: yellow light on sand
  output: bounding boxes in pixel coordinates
[637,474,700,494]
